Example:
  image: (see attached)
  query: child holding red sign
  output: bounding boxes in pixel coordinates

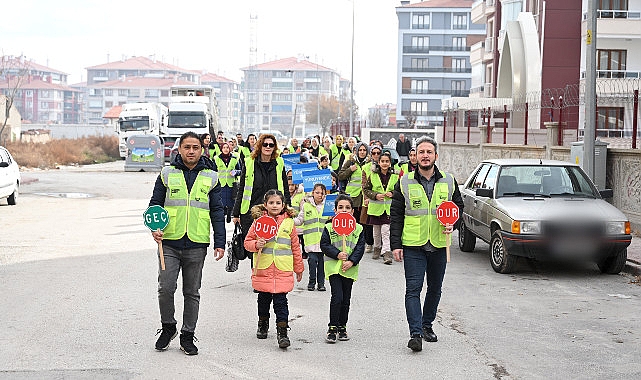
[244,189,304,349]
[319,194,365,343]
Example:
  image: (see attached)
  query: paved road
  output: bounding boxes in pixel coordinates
[1,161,640,379]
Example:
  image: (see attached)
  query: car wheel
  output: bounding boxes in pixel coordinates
[597,248,627,274]
[490,231,517,274]
[7,185,18,205]
[458,221,476,252]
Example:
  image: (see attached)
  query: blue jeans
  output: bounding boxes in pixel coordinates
[257,292,289,323]
[307,252,325,287]
[157,245,206,333]
[402,246,447,336]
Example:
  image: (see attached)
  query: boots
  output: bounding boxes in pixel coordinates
[372,247,382,260]
[365,244,373,254]
[155,323,177,351]
[383,251,393,265]
[179,331,198,355]
[256,316,269,339]
[276,321,290,348]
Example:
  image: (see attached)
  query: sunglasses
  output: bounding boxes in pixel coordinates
[262,142,276,148]
[371,151,381,155]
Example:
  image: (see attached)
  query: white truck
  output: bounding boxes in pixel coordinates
[116,102,168,158]
[164,85,220,161]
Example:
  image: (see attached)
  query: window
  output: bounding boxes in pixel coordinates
[263,94,270,101]
[263,71,271,78]
[597,49,626,78]
[453,37,466,50]
[161,90,169,97]
[597,107,625,136]
[118,89,128,96]
[40,102,49,109]
[411,36,429,49]
[128,89,140,97]
[263,83,271,90]
[145,89,159,98]
[453,58,466,72]
[452,80,466,96]
[273,94,292,101]
[104,89,113,96]
[412,13,430,29]
[411,80,428,94]
[105,101,113,108]
[296,94,304,102]
[247,105,256,113]
[410,101,428,115]
[272,105,292,112]
[467,164,491,189]
[599,0,628,10]
[263,116,269,124]
[453,13,468,29]
[247,93,256,101]
[411,58,428,70]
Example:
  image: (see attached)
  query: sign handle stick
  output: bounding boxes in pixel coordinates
[341,235,347,270]
[253,248,262,277]
[157,228,166,271]
[446,224,451,263]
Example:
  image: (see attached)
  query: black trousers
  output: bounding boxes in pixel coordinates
[257,292,289,323]
[328,274,354,327]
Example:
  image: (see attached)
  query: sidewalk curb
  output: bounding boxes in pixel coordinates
[624,261,641,277]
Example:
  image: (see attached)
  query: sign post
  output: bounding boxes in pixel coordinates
[143,205,170,270]
[332,212,357,269]
[436,201,460,263]
[253,215,279,276]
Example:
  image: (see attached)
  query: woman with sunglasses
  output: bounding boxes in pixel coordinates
[233,134,290,260]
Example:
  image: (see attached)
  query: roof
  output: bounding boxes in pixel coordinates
[88,76,196,88]
[103,105,122,119]
[0,77,80,92]
[201,72,236,83]
[482,159,579,167]
[398,0,474,8]
[1,56,67,75]
[86,55,198,74]
[241,56,333,72]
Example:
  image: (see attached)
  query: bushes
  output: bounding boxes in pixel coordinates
[5,136,120,168]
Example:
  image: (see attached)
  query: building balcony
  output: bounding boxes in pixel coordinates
[484,36,494,62]
[470,41,485,65]
[580,70,641,79]
[402,67,471,74]
[484,82,493,98]
[402,88,471,97]
[403,46,471,54]
[471,0,496,24]
[582,9,641,38]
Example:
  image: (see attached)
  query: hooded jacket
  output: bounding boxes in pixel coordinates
[149,154,226,250]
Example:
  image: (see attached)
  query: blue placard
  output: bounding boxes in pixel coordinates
[281,153,301,172]
[291,163,318,184]
[302,169,333,192]
[322,194,338,217]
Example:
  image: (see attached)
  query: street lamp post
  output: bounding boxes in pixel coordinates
[349,0,355,138]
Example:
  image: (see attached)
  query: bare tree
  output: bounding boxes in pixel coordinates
[305,95,358,135]
[368,108,385,128]
[0,55,30,143]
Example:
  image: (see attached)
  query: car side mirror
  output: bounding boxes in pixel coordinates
[599,189,613,199]
[0,162,8,168]
[476,188,494,198]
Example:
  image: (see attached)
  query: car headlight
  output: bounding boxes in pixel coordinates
[511,221,541,234]
[606,221,630,235]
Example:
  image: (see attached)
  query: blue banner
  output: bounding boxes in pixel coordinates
[302,169,333,192]
[291,163,318,184]
[322,194,338,217]
[281,153,300,172]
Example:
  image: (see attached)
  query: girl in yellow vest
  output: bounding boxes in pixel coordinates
[214,142,241,223]
[319,194,365,343]
[244,189,304,349]
[294,183,329,291]
[288,170,307,259]
[363,151,398,264]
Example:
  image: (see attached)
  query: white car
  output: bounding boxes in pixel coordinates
[0,146,20,205]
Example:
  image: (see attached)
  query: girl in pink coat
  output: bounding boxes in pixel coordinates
[244,189,304,348]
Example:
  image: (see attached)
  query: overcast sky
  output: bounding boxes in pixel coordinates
[1,0,401,114]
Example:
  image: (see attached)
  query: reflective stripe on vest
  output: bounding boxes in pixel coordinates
[300,202,326,249]
[214,155,239,187]
[367,172,399,216]
[345,163,363,198]
[399,171,454,248]
[160,167,218,243]
[291,191,305,216]
[323,223,363,281]
[240,157,285,214]
[254,218,294,271]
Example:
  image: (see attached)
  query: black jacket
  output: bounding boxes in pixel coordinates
[396,139,412,156]
[390,164,464,250]
[149,155,226,250]
[320,222,366,266]
[232,157,291,217]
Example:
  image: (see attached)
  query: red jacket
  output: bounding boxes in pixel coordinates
[244,206,304,293]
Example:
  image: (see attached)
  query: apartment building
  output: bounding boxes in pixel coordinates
[241,56,344,136]
[0,56,83,124]
[201,73,242,133]
[395,0,486,129]
[579,0,641,138]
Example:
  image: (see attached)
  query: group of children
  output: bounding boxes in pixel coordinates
[243,188,364,348]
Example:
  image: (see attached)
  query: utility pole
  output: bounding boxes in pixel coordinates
[349,0,355,137]
[583,0,597,181]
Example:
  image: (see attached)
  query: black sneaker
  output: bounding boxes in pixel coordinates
[422,326,438,342]
[307,285,315,291]
[154,323,177,351]
[337,326,349,341]
[179,331,199,355]
[326,326,338,343]
[317,285,326,291]
[407,334,422,352]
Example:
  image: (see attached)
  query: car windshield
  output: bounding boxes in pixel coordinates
[496,165,598,198]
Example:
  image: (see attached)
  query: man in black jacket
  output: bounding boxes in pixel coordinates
[395,133,412,161]
[149,131,226,355]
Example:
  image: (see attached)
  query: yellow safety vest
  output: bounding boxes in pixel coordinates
[330,144,342,171]
[160,167,218,243]
[214,154,239,188]
[254,218,295,272]
[300,201,327,250]
[240,157,285,214]
[345,162,363,198]
[367,172,399,216]
[324,223,363,281]
[291,191,305,216]
[399,171,454,248]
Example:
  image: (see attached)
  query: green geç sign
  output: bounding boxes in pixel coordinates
[143,205,169,231]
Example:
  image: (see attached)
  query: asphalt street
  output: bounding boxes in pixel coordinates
[1,161,639,379]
